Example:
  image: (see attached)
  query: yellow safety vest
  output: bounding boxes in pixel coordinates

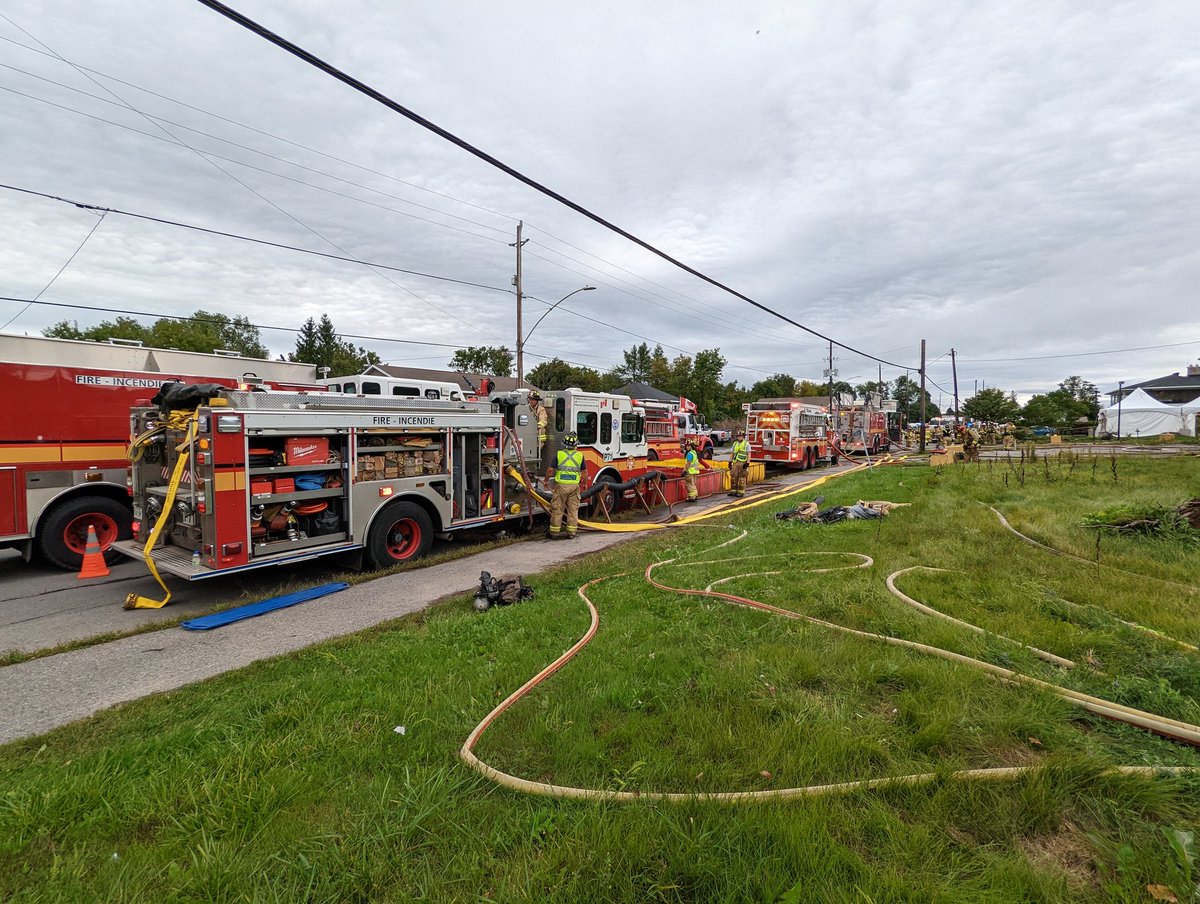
[554,450,583,484]
[685,450,700,475]
[732,440,750,462]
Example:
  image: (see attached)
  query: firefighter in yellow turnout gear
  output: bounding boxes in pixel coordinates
[728,430,750,497]
[683,439,703,503]
[546,432,582,539]
[528,390,549,465]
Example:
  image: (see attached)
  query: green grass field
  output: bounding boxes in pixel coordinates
[2,456,1199,902]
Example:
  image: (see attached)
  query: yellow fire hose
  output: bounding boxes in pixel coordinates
[460,528,1199,803]
[508,457,888,533]
[124,409,202,610]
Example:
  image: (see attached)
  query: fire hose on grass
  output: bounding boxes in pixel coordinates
[460,528,1199,803]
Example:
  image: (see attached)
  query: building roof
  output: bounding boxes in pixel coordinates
[363,364,529,393]
[615,381,677,403]
[1111,367,1200,404]
[1128,372,1200,392]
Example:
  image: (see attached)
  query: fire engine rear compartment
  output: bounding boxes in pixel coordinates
[113,392,526,580]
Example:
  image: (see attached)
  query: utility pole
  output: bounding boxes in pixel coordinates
[827,341,834,412]
[511,221,527,386]
[919,339,927,452]
[950,347,960,426]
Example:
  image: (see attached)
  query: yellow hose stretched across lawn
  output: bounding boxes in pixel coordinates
[460,530,1199,803]
[507,457,889,533]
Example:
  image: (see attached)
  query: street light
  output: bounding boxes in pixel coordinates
[1116,380,1124,438]
[517,286,595,385]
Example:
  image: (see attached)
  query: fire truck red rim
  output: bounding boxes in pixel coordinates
[384,516,423,560]
[63,512,119,554]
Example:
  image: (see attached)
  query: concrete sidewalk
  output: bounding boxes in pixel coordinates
[0,529,644,745]
[0,468,847,745]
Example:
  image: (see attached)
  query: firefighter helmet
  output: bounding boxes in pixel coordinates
[528,390,542,402]
[562,432,578,448]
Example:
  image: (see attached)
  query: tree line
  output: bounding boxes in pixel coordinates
[44,314,1102,430]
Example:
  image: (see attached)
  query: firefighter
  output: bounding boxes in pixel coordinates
[963,425,981,462]
[728,429,750,497]
[528,390,549,463]
[683,439,703,503]
[546,431,582,539]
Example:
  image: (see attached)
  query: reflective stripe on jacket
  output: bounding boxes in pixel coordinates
[685,450,700,475]
[554,450,583,484]
[732,440,750,462]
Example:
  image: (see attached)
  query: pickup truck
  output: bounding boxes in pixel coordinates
[709,427,732,445]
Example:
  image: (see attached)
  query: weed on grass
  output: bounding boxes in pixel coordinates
[1,458,1199,902]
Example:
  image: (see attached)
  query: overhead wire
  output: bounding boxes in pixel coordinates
[191,0,920,372]
[0,75,829,356]
[0,35,518,225]
[0,209,106,331]
[0,13,506,344]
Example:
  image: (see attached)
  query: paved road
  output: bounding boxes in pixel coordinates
[0,465,862,745]
[0,534,494,655]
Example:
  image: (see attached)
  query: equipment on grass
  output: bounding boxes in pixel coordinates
[473,570,534,611]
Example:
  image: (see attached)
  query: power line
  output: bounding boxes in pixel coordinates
[0,295,467,350]
[0,210,106,331]
[2,80,849,357]
[0,13,503,343]
[0,79,514,245]
[0,183,511,294]
[0,35,518,226]
[961,339,1200,363]
[192,0,919,372]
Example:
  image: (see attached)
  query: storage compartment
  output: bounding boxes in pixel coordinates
[285,436,329,465]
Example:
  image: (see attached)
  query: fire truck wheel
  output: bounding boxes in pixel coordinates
[365,501,434,568]
[646,449,659,462]
[700,443,714,460]
[590,479,622,515]
[38,496,132,570]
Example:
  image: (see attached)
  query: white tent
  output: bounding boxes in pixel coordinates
[1097,388,1199,437]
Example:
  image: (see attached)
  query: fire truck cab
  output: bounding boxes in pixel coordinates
[113,388,543,579]
[743,399,833,469]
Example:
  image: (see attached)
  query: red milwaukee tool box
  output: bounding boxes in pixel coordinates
[284,437,329,465]
[273,477,295,494]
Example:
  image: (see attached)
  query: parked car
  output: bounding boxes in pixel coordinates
[710,427,733,445]
[1030,425,1057,437]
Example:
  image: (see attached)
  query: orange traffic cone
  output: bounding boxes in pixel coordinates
[77,524,110,579]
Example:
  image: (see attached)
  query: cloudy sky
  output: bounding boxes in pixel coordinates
[2,1,1198,403]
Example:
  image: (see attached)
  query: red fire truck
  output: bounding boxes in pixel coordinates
[833,405,891,455]
[111,384,674,582]
[0,334,320,569]
[742,398,833,469]
[634,397,714,461]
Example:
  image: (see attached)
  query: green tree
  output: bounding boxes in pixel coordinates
[525,358,607,392]
[687,348,727,416]
[749,373,798,399]
[614,343,654,383]
[448,345,513,377]
[795,379,826,397]
[1058,375,1101,419]
[962,387,1020,423]
[44,310,268,358]
[855,380,890,401]
[647,345,672,390]
[290,314,380,377]
[892,375,940,422]
[1021,389,1090,431]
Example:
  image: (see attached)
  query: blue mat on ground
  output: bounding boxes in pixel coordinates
[181,582,351,630]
